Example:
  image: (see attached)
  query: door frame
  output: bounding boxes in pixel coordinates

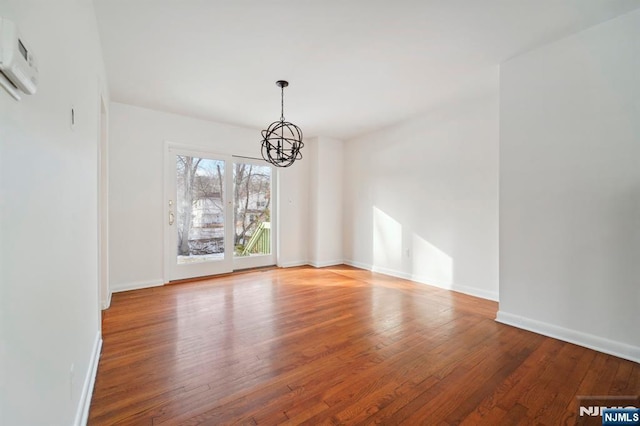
[163,142,279,282]
[97,94,110,309]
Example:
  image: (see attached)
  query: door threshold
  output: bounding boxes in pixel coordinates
[167,264,278,285]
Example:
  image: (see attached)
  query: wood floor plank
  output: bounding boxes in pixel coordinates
[88,266,639,425]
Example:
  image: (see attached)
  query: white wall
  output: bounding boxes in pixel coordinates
[277,152,310,267]
[498,10,640,362]
[308,137,344,267]
[109,102,310,288]
[0,1,108,424]
[343,71,500,300]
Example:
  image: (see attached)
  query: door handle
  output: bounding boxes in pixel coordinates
[169,211,174,225]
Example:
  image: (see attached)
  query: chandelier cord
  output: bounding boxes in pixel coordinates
[279,85,284,155]
[280,85,285,122]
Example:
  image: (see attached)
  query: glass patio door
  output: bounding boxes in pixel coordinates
[165,146,276,281]
[232,160,276,270]
[166,146,234,281]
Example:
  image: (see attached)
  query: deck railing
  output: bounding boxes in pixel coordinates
[242,222,270,255]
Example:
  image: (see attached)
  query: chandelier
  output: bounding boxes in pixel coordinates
[260,80,304,167]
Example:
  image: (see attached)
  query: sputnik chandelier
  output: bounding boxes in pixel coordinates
[260,80,304,167]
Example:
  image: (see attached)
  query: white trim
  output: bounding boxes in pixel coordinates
[410,272,499,301]
[447,283,499,302]
[496,311,640,364]
[97,92,110,319]
[101,290,112,310]
[278,260,308,268]
[343,259,372,270]
[344,260,498,301]
[371,265,411,280]
[111,279,164,293]
[74,332,102,426]
[308,260,344,268]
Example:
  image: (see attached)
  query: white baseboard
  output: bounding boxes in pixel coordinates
[343,260,498,301]
[74,332,102,426]
[278,260,308,268]
[101,290,112,310]
[307,259,344,268]
[111,279,164,293]
[411,273,499,301]
[371,265,412,280]
[496,311,640,364]
[452,284,498,302]
[343,259,372,270]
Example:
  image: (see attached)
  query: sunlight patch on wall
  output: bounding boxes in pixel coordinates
[411,234,453,289]
[372,206,454,293]
[373,206,402,271]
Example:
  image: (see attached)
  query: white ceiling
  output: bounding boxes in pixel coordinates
[94,0,640,140]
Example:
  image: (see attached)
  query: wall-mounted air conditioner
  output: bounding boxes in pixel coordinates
[0,16,38,101]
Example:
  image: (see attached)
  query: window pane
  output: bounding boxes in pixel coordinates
[233,163,271,257]
[176,155,225,264]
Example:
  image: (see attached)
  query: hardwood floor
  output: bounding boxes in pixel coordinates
[89,266,639,425]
